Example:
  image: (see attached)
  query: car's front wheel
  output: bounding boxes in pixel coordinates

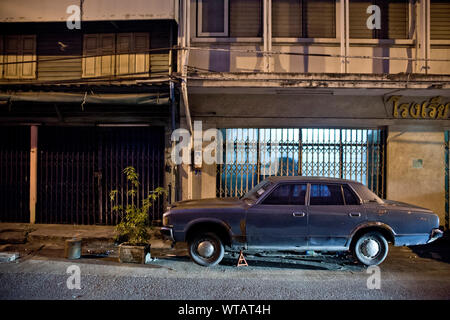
[353,231,389,266]
[188,232,224,267]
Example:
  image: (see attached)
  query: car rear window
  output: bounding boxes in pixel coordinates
[309,184,344,205]
[343,185,360,205]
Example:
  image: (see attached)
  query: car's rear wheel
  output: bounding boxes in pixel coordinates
[353,231,389,266]
[188,232,224,267]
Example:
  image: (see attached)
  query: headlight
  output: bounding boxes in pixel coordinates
[162,213,170,226]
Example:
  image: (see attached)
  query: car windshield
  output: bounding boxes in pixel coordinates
[240,180,273,202]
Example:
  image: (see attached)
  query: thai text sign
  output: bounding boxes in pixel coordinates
[389,96,450,119]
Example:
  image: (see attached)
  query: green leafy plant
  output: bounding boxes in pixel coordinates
[110,166,167,245]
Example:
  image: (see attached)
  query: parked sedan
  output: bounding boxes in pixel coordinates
[161,176,443,267]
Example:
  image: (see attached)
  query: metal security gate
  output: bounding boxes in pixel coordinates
[37,126,165,225]
[217,128,386,198]
[0,126,30,222]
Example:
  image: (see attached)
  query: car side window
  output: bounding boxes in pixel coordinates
[262,184,307,205]
[343,185,360,205]
[309,184,344,205]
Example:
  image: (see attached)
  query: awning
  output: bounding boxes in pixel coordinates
[0,92,170,106]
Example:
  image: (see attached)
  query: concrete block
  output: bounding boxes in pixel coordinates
[0,231,27,244]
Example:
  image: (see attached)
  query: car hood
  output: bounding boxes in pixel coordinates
[170,197,246,210]
[382,199,433,213]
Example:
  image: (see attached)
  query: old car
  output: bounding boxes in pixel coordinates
[161,176,443,267]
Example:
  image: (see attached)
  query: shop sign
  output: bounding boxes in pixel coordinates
[389,96,450,119]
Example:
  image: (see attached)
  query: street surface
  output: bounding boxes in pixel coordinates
[0,240,449,300]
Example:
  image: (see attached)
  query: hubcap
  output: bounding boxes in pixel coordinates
[197,240,215,258]
[361,239,380,258]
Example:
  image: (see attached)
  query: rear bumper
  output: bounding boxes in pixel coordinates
[427,228,443,244]
[160,226,175,242]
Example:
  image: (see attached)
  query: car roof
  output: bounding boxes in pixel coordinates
[266,176,360,185]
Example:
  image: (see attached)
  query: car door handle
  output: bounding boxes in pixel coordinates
[348,212,361,217]
[292,212,306,217]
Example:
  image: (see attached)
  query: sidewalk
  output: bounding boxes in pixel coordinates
[0,222,170,251]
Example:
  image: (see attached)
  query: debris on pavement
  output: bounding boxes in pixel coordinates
[0,252,20,262]
[145,252,158,264]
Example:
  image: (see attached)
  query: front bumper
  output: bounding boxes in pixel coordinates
[160,226,175,242]
[427,228,443,244]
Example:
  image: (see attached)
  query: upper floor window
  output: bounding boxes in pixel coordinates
[431,0,450,40]
[0,35,36,79]
[349,0,409,39]
[82,33,149,78]
[197,0,263,37]
[272,0,336,38]
[198,0,229,36]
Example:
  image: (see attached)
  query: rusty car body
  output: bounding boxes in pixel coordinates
[161,176,443,267]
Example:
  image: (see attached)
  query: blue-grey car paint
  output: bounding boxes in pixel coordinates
[162,176,442,252]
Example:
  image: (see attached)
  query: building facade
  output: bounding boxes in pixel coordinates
[0,0,179,225]
[177,0,450,230]
[0,0,449,231]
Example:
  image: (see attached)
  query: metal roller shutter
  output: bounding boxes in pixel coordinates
[431,0,450,40]
[230,0,263,37]
[272,0,302,38]
[304,0,336,38]
[349,0,408,39]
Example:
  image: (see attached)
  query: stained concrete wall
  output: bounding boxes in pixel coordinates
[386,130,446,227]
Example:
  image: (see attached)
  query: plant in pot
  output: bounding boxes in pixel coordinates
[110,166,166,264]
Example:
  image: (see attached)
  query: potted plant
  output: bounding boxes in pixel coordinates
[110,166,166,264]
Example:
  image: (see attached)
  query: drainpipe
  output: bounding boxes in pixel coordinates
[29,125,38,224]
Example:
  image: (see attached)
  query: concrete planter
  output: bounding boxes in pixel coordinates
[118,243,150,264]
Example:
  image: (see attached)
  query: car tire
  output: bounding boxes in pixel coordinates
[188,232,225,267]
[353,231,389,266]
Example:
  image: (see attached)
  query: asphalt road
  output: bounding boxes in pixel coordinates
[0,240,450,300]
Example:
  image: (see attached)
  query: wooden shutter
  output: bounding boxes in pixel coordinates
[4,35,36,79]
[82,34,99,77]
[116,33,149,77]
[0,36,3,79]
[82,34,115,77]
[99,34,115,76]
[350,1,374,38]
[272,0,302,37]
[230,0,262,37]
[5,36,21,78]
[304,0,336,38]
[133,33,149,76]
[116,33,133,75]
[431,0,450,40]
[21,35,36,78]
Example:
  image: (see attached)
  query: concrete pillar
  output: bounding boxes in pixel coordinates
[29,125,38,224]
[386,130,445,226]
